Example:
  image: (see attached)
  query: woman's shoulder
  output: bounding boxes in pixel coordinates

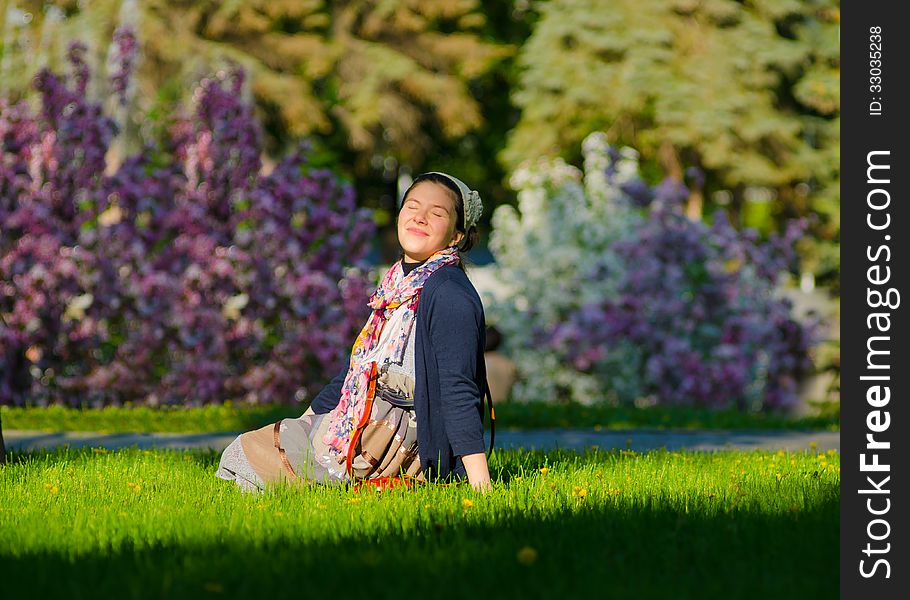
[423,265,478,295]
[421,265,483,312]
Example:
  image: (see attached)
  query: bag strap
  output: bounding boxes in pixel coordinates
[480,352,496,456]
[345,361,380,478]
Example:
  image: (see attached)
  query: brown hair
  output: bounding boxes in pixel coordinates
[398,173,479,272]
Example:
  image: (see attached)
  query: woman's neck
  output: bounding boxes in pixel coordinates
[401,255,428,276]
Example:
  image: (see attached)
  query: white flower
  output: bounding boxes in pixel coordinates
[489,132,645,404]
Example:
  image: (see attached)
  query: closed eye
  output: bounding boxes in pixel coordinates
[404,198,449,218]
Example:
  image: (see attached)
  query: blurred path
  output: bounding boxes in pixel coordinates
[495,428,839,452]
[4,428,839,453]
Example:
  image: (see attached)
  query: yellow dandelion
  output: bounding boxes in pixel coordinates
[127,482,141,492]
[572,486,587,498]
[817,454,827,461]
[516,546,538,565]
[348,498,361,505]
[462,498,474,509]
[827,449,837,456]
[44,483,59,494]
[539,467,549,476]
[810,441,818,450]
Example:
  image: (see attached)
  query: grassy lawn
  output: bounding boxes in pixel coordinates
[0,446,839,599]
[1,400,839,433]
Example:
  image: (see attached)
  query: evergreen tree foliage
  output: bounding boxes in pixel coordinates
[504,0,839,286]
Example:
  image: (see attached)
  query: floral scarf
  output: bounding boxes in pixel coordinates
[323,246,460,455]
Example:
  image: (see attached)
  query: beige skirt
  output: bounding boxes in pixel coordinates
[216,401,424,492]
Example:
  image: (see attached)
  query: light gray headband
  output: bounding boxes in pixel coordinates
[420,171,483,251]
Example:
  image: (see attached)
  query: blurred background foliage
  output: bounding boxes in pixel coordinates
[503,0,839,290]
[1,1,840,416]
[2,0,838,288]
[1,0,536,260]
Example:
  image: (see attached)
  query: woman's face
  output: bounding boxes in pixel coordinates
[397,181,464,263]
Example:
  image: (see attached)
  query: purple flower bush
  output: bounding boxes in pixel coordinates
[1,32,375,407]
[493,133,817,411]
[551,189,816,410]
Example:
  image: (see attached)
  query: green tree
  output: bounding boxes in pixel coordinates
[503,0,839,286]
[2,0,511,169]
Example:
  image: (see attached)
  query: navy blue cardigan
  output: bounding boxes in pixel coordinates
[308,264,488,481]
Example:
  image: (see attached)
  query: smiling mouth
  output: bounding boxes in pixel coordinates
[407,228,429,237]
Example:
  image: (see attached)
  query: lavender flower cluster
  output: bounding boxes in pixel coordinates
[550,175,817,411]
[1,38,375,408]
[107,26,139,107]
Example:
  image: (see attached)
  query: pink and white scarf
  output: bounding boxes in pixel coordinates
[323,246,460,455]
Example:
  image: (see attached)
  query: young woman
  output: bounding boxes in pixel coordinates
[216,172,493,492]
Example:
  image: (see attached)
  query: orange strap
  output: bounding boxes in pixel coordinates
[345,361,380,478]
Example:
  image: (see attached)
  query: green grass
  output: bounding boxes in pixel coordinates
[0,446,839,598]
[1,400,839,433]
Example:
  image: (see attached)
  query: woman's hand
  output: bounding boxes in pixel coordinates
[461,452,492,492]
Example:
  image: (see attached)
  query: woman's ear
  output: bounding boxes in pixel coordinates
[450,230,465,247]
